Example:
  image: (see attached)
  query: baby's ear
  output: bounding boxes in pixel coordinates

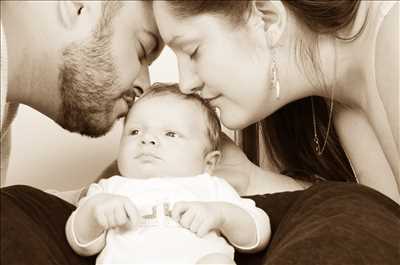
[204,151,222,175]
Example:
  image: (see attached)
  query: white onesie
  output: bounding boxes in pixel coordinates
[67,174,269,264]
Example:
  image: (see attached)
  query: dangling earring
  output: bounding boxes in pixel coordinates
[271,47,280,100]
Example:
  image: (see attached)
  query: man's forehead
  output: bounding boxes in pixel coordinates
[118,1,164,52]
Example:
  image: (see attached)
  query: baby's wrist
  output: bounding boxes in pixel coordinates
[209,202,227,229]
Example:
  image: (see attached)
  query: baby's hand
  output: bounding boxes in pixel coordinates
[89,194,140,231]
[171,201,224,237]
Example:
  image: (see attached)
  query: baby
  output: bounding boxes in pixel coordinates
[66,83,270,264]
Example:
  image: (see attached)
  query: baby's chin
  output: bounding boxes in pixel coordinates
[122,168,165,179]
[123,170,200,179]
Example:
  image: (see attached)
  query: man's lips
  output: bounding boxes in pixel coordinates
[114,87,140,119]
[121,89,136,108]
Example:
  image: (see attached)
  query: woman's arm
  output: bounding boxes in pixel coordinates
[214,133,304,195]
[334,107,400,204]
[375,2,399,151]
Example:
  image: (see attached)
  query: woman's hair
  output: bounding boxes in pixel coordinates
[164,0,362,182]
[136,83,222,152]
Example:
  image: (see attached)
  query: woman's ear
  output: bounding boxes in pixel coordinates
[204,151,222,175]
[253,0,287,47]
[58,1,89,29]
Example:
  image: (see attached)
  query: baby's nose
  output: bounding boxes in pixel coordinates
[141,134,158,146]
[141,139,157,145]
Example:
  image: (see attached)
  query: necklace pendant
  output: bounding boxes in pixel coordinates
[275,80,280,100]
[313,137,320,153]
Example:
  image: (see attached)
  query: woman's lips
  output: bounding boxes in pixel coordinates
[204,94,221,103]
[204,95,221,108]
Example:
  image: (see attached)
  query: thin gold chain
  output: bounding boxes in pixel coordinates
[312,39,336,156]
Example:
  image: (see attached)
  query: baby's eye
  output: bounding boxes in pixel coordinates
[130,129,140,136]
[165,131,178,138]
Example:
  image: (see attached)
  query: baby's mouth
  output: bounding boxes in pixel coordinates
[135,153,161,161]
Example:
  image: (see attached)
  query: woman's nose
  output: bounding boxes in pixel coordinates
[178,58,203,95]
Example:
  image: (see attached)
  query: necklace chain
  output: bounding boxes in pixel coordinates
[311,39,336,156]
[311,95,334,155]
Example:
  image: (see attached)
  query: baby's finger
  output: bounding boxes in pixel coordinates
[171,202,190,222]
[123,199,140,227]
[190,216,202,234]
[180,210,195,229]
[94,207,108,229]
[106,210,118,228]
[114,204,128,227]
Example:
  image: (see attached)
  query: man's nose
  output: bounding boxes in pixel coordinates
[178,58,203,95]
[133,65,151,97]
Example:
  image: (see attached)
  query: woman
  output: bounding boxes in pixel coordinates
[153,0,399,203]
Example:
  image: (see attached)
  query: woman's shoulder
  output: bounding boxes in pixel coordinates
[374,1,398,150]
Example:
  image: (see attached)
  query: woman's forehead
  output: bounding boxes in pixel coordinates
[153,4,229,48]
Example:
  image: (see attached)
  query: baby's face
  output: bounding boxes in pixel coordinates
[118,94,210,178]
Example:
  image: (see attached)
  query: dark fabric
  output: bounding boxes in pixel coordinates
[235,189,303,264]
[2,183,400,265]
[236,182,400,265]
[1,185,95,265]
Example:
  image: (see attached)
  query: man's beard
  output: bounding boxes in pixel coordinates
[59,34,121,137]
[58,1,126,137]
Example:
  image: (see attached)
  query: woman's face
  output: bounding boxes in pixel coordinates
[153,2,273,129]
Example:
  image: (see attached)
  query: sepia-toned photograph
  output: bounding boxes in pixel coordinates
[1,1,399,264]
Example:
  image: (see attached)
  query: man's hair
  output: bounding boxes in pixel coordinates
[133,83,221,152]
